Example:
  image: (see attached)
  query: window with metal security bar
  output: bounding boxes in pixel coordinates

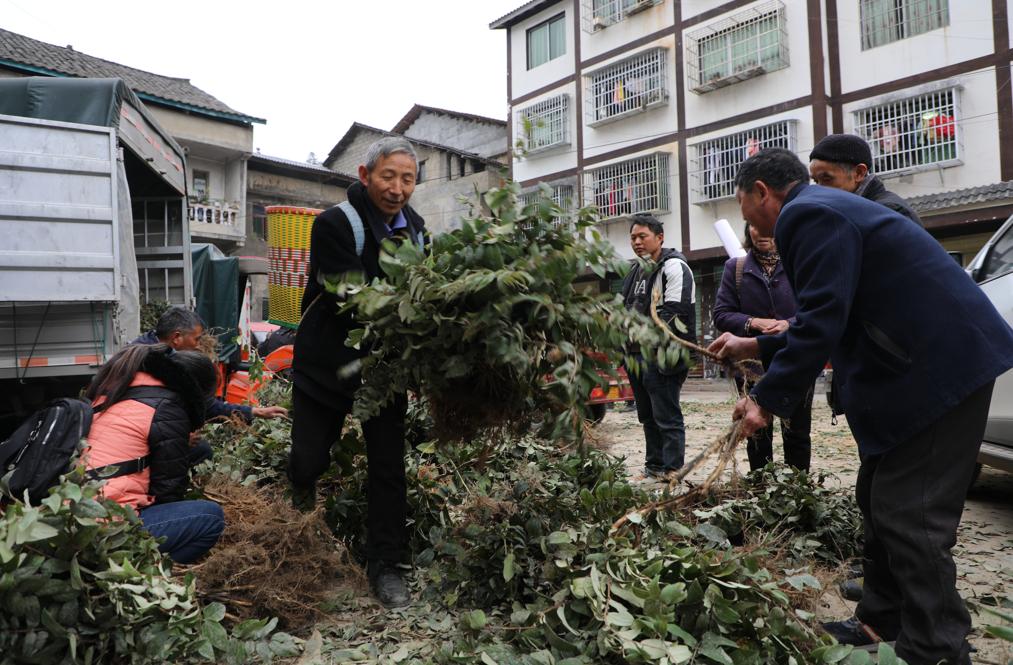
[520,182,577,211]
[527,13,567,69]
[690,120,797,202]
[685,1,788,94]
[586,48,669,126]
[582,153,670,220]
[582,0,664,32]
[853,88,959,175]
[860,0,948,50]
[516,95,570,153]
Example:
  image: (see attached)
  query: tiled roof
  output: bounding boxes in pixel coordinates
[489,0,563,29]
[324,122,502,170]
[0,27,264,124]
[248,153,356,183]
[907,181,1013,214]
[391,104,506,135]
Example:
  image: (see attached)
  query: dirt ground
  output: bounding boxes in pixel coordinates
[593,377,1013,664]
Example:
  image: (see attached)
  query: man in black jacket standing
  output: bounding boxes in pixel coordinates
[808,133,922,226]
[621,214,696,477]
[289,137,425,608]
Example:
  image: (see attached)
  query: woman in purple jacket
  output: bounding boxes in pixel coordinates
[712,223,812,471]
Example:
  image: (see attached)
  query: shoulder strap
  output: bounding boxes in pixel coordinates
[86,456,149,481]
[338,201,365,257]
[734,256,746,294]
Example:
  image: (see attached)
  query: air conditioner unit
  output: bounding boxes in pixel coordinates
[625,0,655,16]
[592,15,607,31]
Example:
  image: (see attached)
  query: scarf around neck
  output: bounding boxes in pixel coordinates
[753,248,780,277]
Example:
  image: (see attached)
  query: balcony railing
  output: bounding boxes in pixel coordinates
[188,200,240,226]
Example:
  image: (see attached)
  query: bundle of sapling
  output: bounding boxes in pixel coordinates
[332,183,690,443]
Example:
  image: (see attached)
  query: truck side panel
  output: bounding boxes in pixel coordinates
[0,114,120,302]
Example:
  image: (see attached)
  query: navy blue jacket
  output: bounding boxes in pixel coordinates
[713,251,798,337]
[130,331,252,423]
[753,183,1013,456]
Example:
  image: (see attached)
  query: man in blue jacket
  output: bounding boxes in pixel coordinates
[709,148,1013,664]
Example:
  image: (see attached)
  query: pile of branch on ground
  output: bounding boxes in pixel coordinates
[199,386,880,664]
[0,469,299,664]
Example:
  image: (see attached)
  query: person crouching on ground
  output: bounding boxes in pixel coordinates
[133,306,288,423]
[621,214,696,478]
[83,344,224,564]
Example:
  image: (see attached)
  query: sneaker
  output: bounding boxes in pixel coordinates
[290,482,316,513]
[644,466,666,478]
[368,560,410,608]
[838,577,863,601]
[821,617,896,651]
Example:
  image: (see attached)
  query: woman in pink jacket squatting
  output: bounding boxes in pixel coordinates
[83,343,224,563]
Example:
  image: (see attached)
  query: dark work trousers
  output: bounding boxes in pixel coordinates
[738,378,814,471]
[289,384,409,565]
[855,380,994,665]
[626,358,688,472]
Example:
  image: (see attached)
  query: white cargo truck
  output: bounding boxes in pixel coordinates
[0,77,192,433]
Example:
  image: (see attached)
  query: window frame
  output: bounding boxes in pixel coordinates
[581,152,671,221]
[859,0,949,50]
[685,0,789,94]
[851,86,961,177]
[584,47,670,127]
[526,13,567,70]
[192,170,210,202]
[516,94,570,154]
[690,120,798,203]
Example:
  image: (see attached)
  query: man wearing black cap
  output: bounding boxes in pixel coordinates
[809,134,922,226]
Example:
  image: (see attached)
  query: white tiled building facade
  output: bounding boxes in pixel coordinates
[492,0,1013,340]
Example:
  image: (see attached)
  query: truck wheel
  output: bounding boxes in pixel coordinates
[588,403,607,425]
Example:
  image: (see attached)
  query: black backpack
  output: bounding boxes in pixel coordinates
[0,398,148,504]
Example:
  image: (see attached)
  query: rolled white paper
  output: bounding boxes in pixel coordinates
[714,218,747,258]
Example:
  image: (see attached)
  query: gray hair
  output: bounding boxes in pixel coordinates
[364,136,418,172]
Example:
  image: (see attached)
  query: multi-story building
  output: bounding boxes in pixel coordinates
[491,0,1013,342]
[0,28,264,254]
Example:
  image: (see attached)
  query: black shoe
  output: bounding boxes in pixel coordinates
[821,617,896,651]
[290,482,316,512]
[368,561,410,608]
[838,577,864,602]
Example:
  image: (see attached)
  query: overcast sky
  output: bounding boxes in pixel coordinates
[2,0,523,162]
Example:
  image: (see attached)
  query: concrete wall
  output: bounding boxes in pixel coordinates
[403,112,508,158]
[841,73,1003,200]
[834,1,993,94]
[327,130,385,175]
[512,81,580,184]
[681,4,812,128]
[246,169,347,210]
[686,106,815,253]
[148,107,253,154]
[590,141,682,260]
[509,0,575,99]
[583,36,678,162]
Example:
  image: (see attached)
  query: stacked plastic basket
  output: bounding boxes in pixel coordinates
[266,205,322,329]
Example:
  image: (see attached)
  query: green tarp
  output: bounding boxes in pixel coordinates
[191,244,239,362]
[0,77,137,129]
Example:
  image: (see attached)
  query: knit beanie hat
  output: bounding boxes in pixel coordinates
[809,134,873,167]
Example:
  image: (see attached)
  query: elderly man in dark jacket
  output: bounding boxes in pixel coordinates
[289,136,425,609]
[809,133,922,226]
[710,148,1013,664]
